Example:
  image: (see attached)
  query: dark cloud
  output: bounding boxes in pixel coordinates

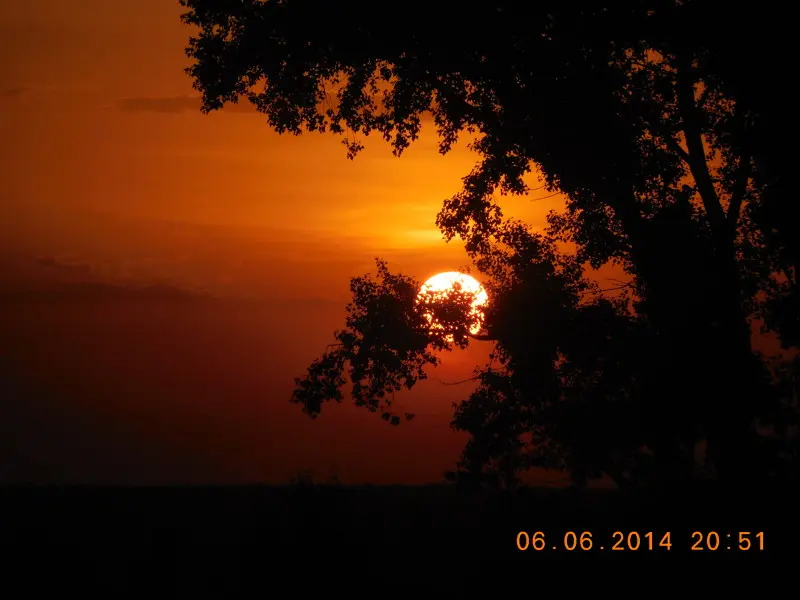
[36,255,91,273]
[0,254,340,310]
[0,280,211,306]
[0,252,207,304]
[117,94,256,114]
[2,87,29,99]
[117,94,198,113]
[0,87,41,104]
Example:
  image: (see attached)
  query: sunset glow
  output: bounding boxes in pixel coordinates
[418,271,489,335]
[0,0,561,486]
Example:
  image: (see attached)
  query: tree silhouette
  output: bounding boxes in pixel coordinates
[180,0,797,488]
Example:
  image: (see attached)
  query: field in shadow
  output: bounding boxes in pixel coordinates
[1,483,794,589]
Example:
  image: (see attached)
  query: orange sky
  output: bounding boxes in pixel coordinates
[0,1,571,485]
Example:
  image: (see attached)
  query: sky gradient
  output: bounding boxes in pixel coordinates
[1,0,575,485]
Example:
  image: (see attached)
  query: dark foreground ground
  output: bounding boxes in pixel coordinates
[1,484,796,589]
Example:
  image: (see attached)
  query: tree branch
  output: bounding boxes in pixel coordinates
[616,81,689,165]
[727,155,750,231]
[468,332,496,341]
[675,55,726,231]
[436,375,482,386]
[660,131,690,164]
[726,116,752,230]
[584,282,635,295]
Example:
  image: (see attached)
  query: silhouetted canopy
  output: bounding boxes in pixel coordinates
[181,0,797,488]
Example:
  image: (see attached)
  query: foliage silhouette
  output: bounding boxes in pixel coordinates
[180,0,797,488]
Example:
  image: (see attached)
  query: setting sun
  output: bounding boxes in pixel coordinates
[417,271,489,335]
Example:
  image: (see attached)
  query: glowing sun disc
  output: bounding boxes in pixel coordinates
[417,271,488,335]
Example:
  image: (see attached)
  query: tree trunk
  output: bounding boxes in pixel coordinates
[703,239,762,485]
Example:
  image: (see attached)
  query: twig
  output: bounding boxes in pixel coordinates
[530,191,562,202]
[603,278,632,286]
[583,282,635,295]
[435,376,482,386]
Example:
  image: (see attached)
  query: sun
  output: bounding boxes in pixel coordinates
[417,271,489,335]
